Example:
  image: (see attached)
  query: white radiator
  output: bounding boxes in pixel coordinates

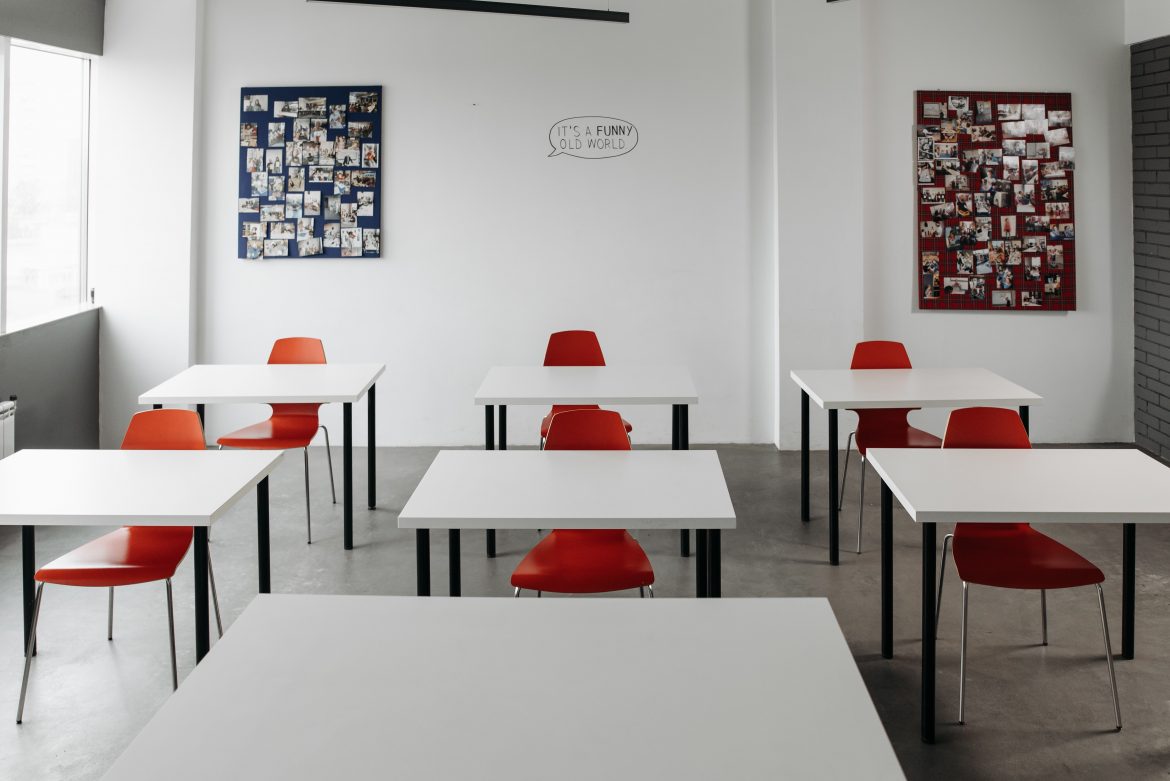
[0,400,14,459]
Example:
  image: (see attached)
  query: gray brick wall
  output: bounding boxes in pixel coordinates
[1134,37,1170,458]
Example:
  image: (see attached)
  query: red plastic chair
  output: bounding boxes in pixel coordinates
[17,410,224,723]
[936,407,1120,729]
[840,341,941,553]
[538,330,633,446]
[511,409,655,597]
[217,337,336,543]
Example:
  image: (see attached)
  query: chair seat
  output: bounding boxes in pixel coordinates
[541,406,633,439]
[36,526,194,587]
[855,425,941,456]
[953,523,1104,590]
[217,414,319,449]
[511,530,654,593]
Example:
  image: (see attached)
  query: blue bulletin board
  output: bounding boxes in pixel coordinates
[238,86,382,259]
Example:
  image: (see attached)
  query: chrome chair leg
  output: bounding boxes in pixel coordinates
[108,587,115,641]
[208,549,224,638]
[838,431,854,511]
[856,457,866,554]
[16,583,45,724]
[936,533,954,634]
[319,426,337,504]
[1041,590,1048,646]
[514,587,521,597]
[639,586,645,598]
[303,447,312,545]
[165,579,178,691]
[1096,584,1123,731]
[959,581,969,725]
[537,591,542,598]
[648,584,655,598]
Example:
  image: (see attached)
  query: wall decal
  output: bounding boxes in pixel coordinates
[549,116,639,159]
[916,90,1075,311]
[239,85,382,259]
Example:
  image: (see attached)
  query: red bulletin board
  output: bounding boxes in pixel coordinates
[916,91,1075,311]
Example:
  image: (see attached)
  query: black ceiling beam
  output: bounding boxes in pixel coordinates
[309,0,629,23]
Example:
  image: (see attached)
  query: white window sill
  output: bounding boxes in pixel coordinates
[2,305,101,337]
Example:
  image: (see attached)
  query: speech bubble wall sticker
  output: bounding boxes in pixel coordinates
[549,116,639,159]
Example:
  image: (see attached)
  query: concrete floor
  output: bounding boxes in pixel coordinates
[2,444,1170,779]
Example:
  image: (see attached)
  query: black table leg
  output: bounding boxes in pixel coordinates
[678,404,691,557]
[196,403,205,431]
[368,383,376,509]
[343,402,353,550]
[416,529,431,596]
[696,529,708,598]
[257,477,270,594]
[1019,405,1030,435]
[499,405,507,451]
[921,522,937,744]
[881,480,893,659]
[801,391,810,522]
[194,527,210,663]
[1123,523,1135,660]
[828,409,839,565]
[484,405,495,557]
[449,529,461,597]
[22,526,34,656]
[708,529,721,597]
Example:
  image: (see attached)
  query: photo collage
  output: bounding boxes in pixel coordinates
[916,91,1075,311]
[239,86,382,259]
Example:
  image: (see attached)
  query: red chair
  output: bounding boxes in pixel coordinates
[217,337,336,543]
[17,410,223,723]
[936,407,1120,729]
[539,330,632,447]
[840,341,941,553]
[512,409,654,597]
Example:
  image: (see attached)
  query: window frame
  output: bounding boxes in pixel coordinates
[0,36,92,335]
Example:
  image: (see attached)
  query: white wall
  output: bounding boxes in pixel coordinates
[90,0,199,446]
[774,0,1134,448]
[1127,0,1170,44]
[774,0,865,449]
[195,0,756,447]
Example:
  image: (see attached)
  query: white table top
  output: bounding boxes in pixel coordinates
[789,367,1041,410]
[475,365,698,405]
[399,450,736,530]
[103,595,904,781]
[0,449,282,527]
[138,363,385,405]
[866,447,1170,525]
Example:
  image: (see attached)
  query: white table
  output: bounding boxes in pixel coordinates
[103,595,905,781]
[865,447,1170,743]
[399,450,735,598]
[789,368,1042,565]
[475,365,700,563]
[140,363,385,550]
[0,449,283,663]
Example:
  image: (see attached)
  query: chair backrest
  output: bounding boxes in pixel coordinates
[544,409,631,451]
[850,340,912,370]
[121,409,206,450]
[269,337,326,365]
[943,407,1031,450]
[544,331,606,367]
[268,337,326,417]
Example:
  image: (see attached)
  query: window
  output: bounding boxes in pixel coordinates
[0,39,90,332]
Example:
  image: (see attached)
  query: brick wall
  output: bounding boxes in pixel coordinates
[1133,37,1170,458]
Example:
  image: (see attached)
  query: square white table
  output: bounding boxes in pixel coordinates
[102,595,905,781]
[475,365,701,563]
[0,449,282,663]
[865,447,1170,743]
[140,363,385,550]
[398,450,735,598]
[789,368,1042,565]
